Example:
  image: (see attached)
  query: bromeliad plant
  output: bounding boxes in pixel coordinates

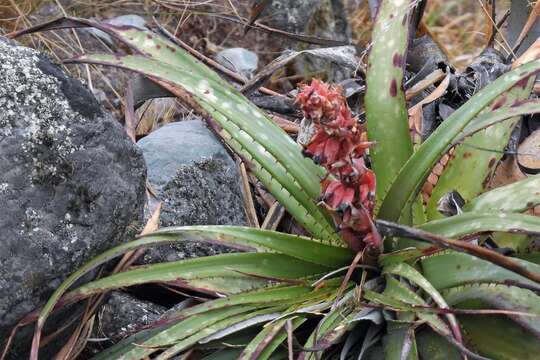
[8,1,540,359]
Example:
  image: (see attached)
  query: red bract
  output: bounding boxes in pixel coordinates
[297,79,344,122]
[322,180,355,209]
[297,79,380,251]
[305,132,355,165]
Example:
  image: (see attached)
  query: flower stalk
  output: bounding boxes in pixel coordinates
[297,80,380,251]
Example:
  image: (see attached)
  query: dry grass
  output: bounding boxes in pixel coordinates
[349,0,513,69]
[424,0,488,67]
[0,0,512,122]
[2,1,502,78]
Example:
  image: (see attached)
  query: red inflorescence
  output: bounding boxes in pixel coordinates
[296,79,380,251]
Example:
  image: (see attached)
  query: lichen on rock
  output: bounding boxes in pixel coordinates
[0,36,147,351]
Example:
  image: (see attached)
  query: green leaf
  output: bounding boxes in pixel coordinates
[426,81,536,219]
[203,347,287,360]
[490,232,533,252]
[152,226,354,268]
[466,173,540,251]
[419,212,540,238]
[67,253,332,300]
[365,0,414,204]
[35,227,346,336]
[201,349,244,360]
[415,329,461,360]
[464,175,540,213]
[456,98,540,147]
[364,277,452,336]
[93,305,259,359]
[161,279,343,320]
[128,306,280,359]
[378,59,540,222]
[38,239,332,338]
[239,317,306,360]
[95,283,338,359]
[69,53,340,244]
[420,251,540,290]
[442,283,540,336]
[381,277,420,322]
[383,263,461,342]
[457,315,540,359]
[515,252,540,264]
[382,322,419,360]
[299,298,355,360]
[379,248,429,267]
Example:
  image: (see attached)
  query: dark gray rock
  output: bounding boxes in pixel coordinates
[86,297,196,357]
[91,292,166,347]
[137,120,247,263]
[262,0,353,83]
[264,0,349,41]
[215,48,259,80]
[0,36,146,342]
[507,0,540,56]
[408,35,449,77]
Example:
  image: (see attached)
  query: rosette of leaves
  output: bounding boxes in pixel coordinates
[7,1,540,359]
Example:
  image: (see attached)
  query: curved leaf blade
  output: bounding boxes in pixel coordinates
[32,225,343,338]
[415,329,461,360]
[464,175,540,213]
[456,315,540,358]
[419,212,540,239]
[421,251,540,290]
[365,0,415,203]
[426,82,536,219]
[66,253,332,300]
[239,317,306,360]
[152,226,354,268]
[383,263,462,343]
[442,283,540,336]
[93,283,339,359]
[378,59,540,222]
[382,322,419,360]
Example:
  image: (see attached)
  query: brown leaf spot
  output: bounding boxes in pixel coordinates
[515,77,529,89]
[390,79,398,97]
[512,99,528,107]
[156,44,161,49]
[491,96,507,110]
[488,157,497,168]
[146,34,153,39]
[463,152,472,159]
[392,53,404,68]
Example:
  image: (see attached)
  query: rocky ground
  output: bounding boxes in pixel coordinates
[0,0,536,358]
[0,1,353,357]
